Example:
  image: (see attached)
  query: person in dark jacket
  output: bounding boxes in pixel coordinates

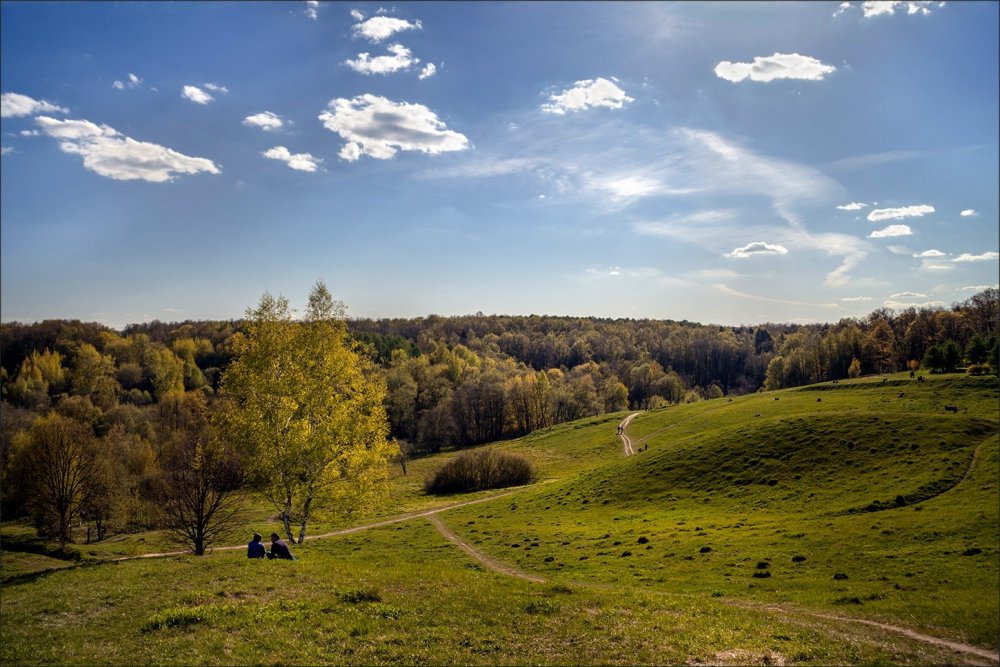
[247,532,266,559]
[267,532,295,560]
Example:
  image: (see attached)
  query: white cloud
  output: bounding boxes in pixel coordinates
[961,284,999,291]
[841,296,873,302]
[591,174,666,201]
[885,299,945,309]
[262,146,322,172]
[203,82,228,93]
[350,9,364,22]
[1,92,68,117]
[305,1,319,20]
[858,1,938,18]
[0,146,14,156]
[318,94,469,161]
[953,251,999,263]
[541,78,634,115]
[725,241,789,258]
[890,291,927,298]
[960,209,977,217]
[837,201,868,211]
[887,245,912,255]
[714,53,836,83]
[113,73,143,90]
[345,44,419,75]
[913,249,945,257]
[866,204,934,222]
[352,15,421,42]
[418,63,437,80]
[182,85,214,105]
[868,224,913,238]
[19,129,39,137]
[923,264,953,271]
[34,115,220,182]
[243,111,284,131]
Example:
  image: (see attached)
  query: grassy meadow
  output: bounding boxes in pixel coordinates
[2,372,998,665]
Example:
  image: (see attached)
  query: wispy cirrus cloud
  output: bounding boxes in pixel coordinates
[113,73,142,90]
[913,249,945,257]
[34,116,220,182]
[318,94,468,161]
[867,204,934,222]
[714,53,835,83]
[541,78,634,115]
[841,296,873,302]
[261,146,322,172]
[1,92,68,117]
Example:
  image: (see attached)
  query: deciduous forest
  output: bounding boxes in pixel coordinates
[1,288,996,549]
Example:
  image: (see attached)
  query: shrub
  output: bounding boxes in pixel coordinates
[337,588,382,604]
[967,363,991,376]
[424,448,535,494]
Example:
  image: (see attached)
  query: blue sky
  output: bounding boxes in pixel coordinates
[2,1,997,328]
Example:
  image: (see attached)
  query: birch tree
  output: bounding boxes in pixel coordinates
[218,282,392,544]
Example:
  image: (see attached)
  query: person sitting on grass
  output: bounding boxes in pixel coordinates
[247,532,266,559]
[267,532,295,560]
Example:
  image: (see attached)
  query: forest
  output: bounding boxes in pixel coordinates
[1,288,997,547]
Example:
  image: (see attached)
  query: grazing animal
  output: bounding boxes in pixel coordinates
[944,404,959,413]
[817,397,822,402]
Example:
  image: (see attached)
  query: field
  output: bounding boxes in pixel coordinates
[2,372,998,665]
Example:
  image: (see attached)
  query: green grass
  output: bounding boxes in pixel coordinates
[2,372,997,664]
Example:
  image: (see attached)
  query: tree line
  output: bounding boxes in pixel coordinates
[1,288,996,550]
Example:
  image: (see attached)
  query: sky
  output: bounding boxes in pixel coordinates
[1,1,998,329]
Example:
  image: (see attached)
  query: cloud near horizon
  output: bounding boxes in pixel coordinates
[34,116,220,182]
[318,94,469,161]
[714,53,836,83]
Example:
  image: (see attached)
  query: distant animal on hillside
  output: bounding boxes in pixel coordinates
[816,397,822,402]
[944,404,959,413]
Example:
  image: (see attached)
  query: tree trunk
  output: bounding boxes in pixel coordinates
[297,494,313,545]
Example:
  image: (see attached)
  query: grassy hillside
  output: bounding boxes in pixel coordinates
[2,372,997,665]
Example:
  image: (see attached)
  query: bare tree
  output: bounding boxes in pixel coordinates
[158,393,244,556]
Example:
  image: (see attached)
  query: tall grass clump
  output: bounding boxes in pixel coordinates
[425,447,535,494]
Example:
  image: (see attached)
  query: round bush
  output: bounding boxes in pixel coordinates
[424,447,536,494]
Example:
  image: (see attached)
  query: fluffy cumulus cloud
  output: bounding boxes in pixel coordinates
[243,111,284,131]
[1,92,68,117]
[318,94,469,161]
[725,241,789,258]
[714,53,836,83]
[304,1,319,20]
[345,44,418,75]
[861,1,939,18]
[913,249,945,257]
[352,14,422,42]
[34,116,220,182]
[182,85,214,105]
[953,251,999,263]
[837,201,868,211]
[866,204,934,222]
[868,224,912,238]
[541,77,634,115]
[960,209,977,217]
[261,146,322,172]
[418,63,437,80]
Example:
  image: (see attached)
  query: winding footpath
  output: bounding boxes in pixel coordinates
[105,410,998,664]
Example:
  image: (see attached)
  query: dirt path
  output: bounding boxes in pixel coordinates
[619,412,639,455]
[111,492,517,561]
[425,514,545,583]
